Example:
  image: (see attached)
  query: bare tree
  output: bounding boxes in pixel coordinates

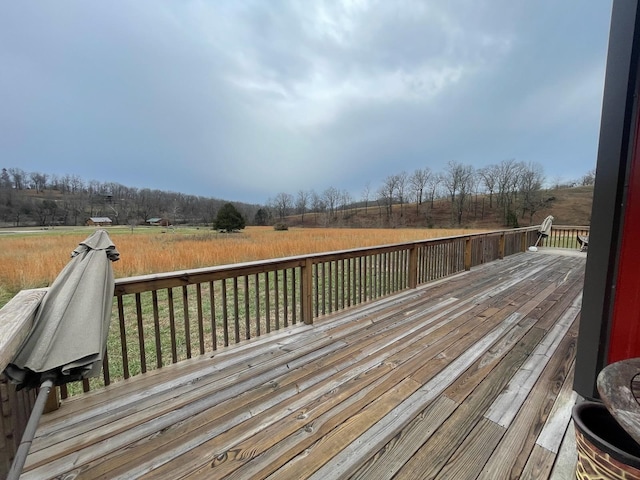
[296,190,310,223]
[395,171,409,217]
[70,175,84,194]
[410,167,432,214]
[379,174,399,219]
[310,190,324,213]
[271,192,294,220]
[0,168,11,189]
[340,190,353,218]
[323,186,341,219]
[426,173,441,209]
[8,168,26,190]
[519,162,546,223]
[444,161,475,225]
[468,173,481,219]
[362,182,371,215]
[494,159,523,225]
[580,168,596,186]
[478,165,499,208]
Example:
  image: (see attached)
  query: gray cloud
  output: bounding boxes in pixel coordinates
[0,0,612,203]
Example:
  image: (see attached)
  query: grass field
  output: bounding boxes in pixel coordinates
[0,225,481,307]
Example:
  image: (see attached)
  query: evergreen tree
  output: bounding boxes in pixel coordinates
[214,203,246,232]
[253,208,270,226]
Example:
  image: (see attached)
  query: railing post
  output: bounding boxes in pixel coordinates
[302,257,314,324]
[0,288,47,480]
[499,233,505,259]
[464,237,472,271]
[408,246,418,289]
[521,231,527,252]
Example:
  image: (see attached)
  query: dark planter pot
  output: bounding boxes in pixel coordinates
[572,401,640,479]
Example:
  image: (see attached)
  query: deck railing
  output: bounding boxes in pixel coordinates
[72,226,543,396]
[539,225,590,249]
[0,224,588,478]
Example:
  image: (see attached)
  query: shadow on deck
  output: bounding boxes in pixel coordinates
[23,251,586,479]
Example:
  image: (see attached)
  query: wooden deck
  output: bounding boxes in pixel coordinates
[22,250,586,479]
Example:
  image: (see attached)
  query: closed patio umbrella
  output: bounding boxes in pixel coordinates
[529,215,554,251]
[4,229,119,479]
[539,215,554,237]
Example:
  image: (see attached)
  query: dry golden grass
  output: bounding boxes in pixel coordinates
[0,226,481,306]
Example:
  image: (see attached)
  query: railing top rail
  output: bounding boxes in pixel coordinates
[0,288,47,373]
[551,225,591,229]
[114,227,540,291]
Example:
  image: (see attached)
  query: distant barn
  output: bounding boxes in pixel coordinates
[146,217,170,227]
[86,217,112,226]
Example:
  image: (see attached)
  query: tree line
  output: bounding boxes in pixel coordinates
[0,162,595,228]
[0,168,261,228]
[266,160,596,228]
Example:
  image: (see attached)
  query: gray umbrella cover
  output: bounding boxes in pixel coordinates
[5,230,120,389]
[539,215,554,236]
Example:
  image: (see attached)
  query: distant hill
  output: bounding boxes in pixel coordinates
[284,185,594,229]
[0,164,593,230]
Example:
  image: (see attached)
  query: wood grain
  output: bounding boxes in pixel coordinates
[17,252,585,480]
[0,288,46,373]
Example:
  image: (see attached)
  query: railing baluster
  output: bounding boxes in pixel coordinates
[340,258,347,310]
[209,281,217,351]
[346,258,351,307]
[283,269,289,328]
[221,279,229,347]
[103,351,110,386]
[135,293,146,374]
[424,246,429,281]
[390,251,393,292]
[233,277,240,344]
[292,267,297,325]
[333,260,340,311]
[321,263,326,316]
[265,273,271,333]
[167,288,177,364]
[392,251,396,291]
[117,295,130,379]
[254,273,261,335]
[152,290,162,367]
[196,284,205,355]
[363,255,367,301]
[371,254,376,299]
[388,251,392,293]
[313,263,319,318]
[275,270,280,329]
[182,286,191,359]
[327,261,333,314]
[370,255,375,299]
[303,259,313,325]
[357,256,362,303]
[244,276,250,339]
[388,252,393,293]
[395,251,400,290]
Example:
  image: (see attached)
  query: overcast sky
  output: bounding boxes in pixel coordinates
[1,1,612,204]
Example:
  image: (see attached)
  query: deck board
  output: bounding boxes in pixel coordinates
[22,251,586,479]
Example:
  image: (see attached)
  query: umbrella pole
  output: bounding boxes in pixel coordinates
[534,234,542,247]
[529,234,542,251]
[7,379,54,480]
